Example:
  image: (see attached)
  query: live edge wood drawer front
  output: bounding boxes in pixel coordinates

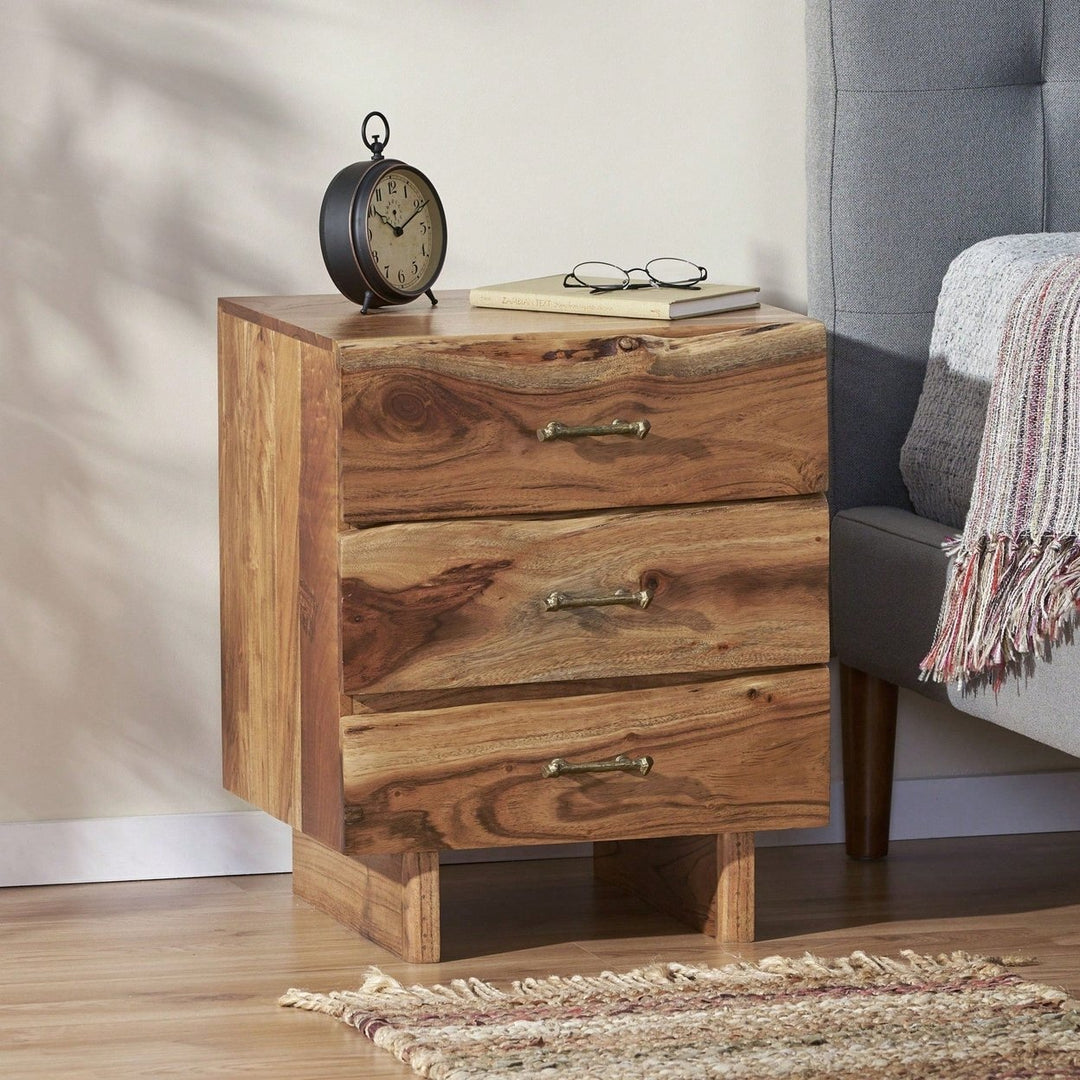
[341,667,830,854]
[340,496,828,693]
[337,317,826,524]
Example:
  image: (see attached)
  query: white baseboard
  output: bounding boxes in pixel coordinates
[759,769,1080,847]
[3,770,1080,887]
[0,811,293,887]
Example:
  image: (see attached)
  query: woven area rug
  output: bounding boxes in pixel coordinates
[281,951,1080,1079]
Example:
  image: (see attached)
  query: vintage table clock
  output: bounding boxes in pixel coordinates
[319,111,447,313]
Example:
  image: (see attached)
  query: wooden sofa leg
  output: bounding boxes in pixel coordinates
[839,663,898,860]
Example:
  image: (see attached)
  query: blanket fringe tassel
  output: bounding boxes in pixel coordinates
[921,533,1080,688]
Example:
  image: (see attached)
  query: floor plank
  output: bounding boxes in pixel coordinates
[2,833,1080,1077]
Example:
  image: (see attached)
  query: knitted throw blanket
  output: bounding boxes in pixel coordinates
[921,253,1080,687]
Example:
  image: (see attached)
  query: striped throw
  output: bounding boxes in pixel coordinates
[922,254,1080,686]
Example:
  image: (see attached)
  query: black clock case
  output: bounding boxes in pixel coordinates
[319,157,446,310]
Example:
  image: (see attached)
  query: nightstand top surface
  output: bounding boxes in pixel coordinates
[219,292,816,350]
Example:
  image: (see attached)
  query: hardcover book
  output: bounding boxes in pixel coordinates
[469,275,761,321]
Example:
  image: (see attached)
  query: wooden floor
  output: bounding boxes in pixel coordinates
[4,832,1080,1077]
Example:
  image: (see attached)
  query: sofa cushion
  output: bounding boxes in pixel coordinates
[831,506,952,697]
[834,505,1080,758]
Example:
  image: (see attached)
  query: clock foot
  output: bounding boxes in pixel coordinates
[361,290,375,315]
[425,289,438,307]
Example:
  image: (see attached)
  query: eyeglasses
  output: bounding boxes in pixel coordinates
[563,258,708,294]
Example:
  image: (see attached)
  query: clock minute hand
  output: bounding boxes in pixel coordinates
[397,199,429,230]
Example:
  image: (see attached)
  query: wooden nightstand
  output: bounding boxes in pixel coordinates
[218,294,829,962]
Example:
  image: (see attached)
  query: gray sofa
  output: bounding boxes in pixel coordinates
[806,0,1080,857]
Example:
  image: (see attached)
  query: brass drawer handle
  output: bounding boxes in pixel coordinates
[536,417,650,442]
[542,753,653,779]
[543,587,653,612]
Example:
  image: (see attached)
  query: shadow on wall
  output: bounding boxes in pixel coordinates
[0,0,318,822]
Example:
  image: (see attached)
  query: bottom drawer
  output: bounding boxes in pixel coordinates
[340,666,829,855]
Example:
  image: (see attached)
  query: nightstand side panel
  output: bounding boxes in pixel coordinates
[219,311,303,827]
[219,308,346,846]
[297,337,347,849]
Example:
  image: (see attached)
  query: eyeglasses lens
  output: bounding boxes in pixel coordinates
[570,262,631,291]
[645,258,705,287]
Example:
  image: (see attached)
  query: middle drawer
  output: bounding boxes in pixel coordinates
[340,496,828,694]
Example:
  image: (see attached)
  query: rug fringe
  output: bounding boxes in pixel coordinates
[279,949,1030,1014]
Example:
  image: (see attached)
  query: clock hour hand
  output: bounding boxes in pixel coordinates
[370,207,403,236]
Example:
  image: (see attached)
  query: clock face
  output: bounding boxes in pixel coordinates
[363,166,446,294]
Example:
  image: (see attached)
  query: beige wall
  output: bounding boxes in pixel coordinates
[0,0,1069,836]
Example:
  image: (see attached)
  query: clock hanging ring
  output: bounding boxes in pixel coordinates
[320,111,448,313]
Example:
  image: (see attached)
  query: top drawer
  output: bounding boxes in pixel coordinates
[337,319,826,524]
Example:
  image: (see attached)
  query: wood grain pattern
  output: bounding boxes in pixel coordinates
[718,831,756,941]
[340,497,828,693]
[219,307,347,846]
[292,831,440,963]
[348,670,778,715]
[219,293,818,352]
[297,337,346,849]
[594,831,756,941]
[336,317,826,524]
[219,311,302,826]
[340,667,830,854]
[595,834,718,935]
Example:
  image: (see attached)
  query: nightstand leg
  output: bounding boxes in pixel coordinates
[594,832,755,942]
[716,831,755,942]
[292,832,440,963]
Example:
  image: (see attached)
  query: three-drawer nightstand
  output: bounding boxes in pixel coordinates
[218,293,830,962]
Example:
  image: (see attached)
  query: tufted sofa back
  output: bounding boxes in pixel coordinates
[806,0,1080,513]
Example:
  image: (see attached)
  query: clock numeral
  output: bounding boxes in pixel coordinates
[383,264,391,279]
[371,249,379,264]
[386,178,398,195]
[421,243,428,257]
[375,187,383,203]
[398,269,407,284]
[367,228,373,243]
[419,222,429,235]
